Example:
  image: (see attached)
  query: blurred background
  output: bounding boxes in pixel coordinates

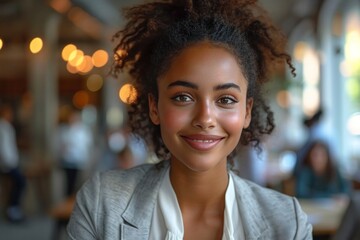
[0,0,359,239]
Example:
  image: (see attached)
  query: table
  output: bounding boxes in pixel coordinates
[299,197,349,236]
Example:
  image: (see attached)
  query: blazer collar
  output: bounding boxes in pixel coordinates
[121,161,169,239]
[120,163,269,240]
[230,171,270,240]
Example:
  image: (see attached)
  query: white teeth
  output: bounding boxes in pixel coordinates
[191,139,214,143]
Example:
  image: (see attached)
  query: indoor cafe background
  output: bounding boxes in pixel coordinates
[0,0,359,239]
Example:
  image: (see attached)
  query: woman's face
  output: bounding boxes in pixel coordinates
[310,143,328,174]
[149,42,253,173]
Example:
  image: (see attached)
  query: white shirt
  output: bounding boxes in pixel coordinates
[57,122,92,168]
[149,169,245,239]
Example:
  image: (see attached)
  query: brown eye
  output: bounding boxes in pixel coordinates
[217,96,238,105]
[172,94,193,102]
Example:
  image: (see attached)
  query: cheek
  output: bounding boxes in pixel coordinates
[158,104,190,131]
[219,111,246,136]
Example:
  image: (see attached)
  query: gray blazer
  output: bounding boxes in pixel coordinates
[67,161,312,240]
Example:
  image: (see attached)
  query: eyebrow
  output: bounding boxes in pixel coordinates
[214,83,241,92]
[167,80,241,92]
[167,80,198,89]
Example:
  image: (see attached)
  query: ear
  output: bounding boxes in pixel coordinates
[148,94,160,125]
[244,98,253,128]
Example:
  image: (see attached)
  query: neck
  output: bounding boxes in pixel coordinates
[169,159,229,210]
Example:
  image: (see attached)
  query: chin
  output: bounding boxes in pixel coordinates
[174,155,227,173]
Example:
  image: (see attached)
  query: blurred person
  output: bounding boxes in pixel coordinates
[296,140,351,199]
[0,103,26,222]
[294,109,323,177]
[56,107,93,197]
[294,108,338,178]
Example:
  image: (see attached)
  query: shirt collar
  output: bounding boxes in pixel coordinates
[154,168,245,240]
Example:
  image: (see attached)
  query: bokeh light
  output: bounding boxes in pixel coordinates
[303,47,320,85]
[345,30,360,61]
[92,49,108,67]
[347,112,360,135]
[293,41,307,62]
[72,90,89,109]
[303,86,320,117]
[108,131,126,152]
[68,49,84,67]
[0,38,3,50]
[119,84,137,104]
[77,55,93,74]
[29,37,43,54]
[62,44,77,61]
[106,107,124,129]
[86,74,103,92]
[66,62,78,74]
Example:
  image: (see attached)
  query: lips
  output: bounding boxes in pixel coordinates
[181,134,224,151]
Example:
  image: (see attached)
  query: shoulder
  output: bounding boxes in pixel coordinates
[231,172,288,199]
[234,175,295,209]
[85,163,158,198]
[231,173,312,238]
[78,162,168,206]
[68,163,167,238]
[99,163,154,183]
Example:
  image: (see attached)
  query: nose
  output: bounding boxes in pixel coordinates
[192,100,216,130]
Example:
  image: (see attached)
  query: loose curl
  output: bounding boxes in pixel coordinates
[112,0,295,160]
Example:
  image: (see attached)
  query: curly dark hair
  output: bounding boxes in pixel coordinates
[112,0,295,160]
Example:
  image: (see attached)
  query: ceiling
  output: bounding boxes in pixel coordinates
[0,0,322,42]
[0,0,323,88]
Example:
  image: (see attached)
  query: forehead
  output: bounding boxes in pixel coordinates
[174,41,239,63]
[161,41,246,82]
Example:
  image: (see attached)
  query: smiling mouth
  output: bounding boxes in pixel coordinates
[188,139,216,143]
[181,135,224,151]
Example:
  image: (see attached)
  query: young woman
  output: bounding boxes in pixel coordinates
[296,140,351,199]
[67,0,312,239]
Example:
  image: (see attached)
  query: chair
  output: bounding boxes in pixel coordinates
[49,195,75,240]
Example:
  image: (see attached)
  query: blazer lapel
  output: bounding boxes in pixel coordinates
[120,161,169,240]
[231,172,270,240]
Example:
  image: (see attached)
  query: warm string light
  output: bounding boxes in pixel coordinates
[119,83,137,104]
[68,49,84,67]
[62,44,77,61]
[29,43,127,106]
[29,37,43,54]
[92,50,108,68]
[61,44,109,75]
